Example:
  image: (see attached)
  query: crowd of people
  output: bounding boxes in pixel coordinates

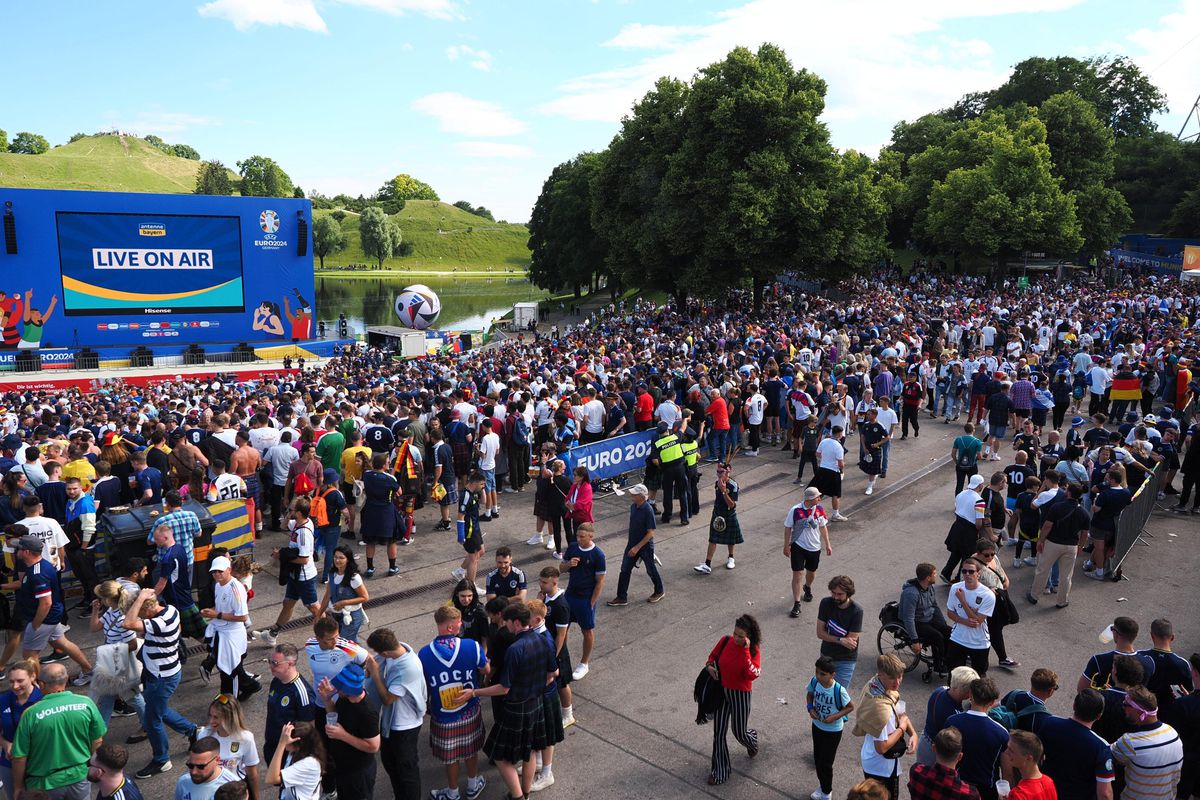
[0,265,1195,800]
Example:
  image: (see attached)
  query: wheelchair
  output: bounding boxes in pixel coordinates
[876,601,937,683]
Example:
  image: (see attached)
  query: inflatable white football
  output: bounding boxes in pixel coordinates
[394,284,442,330]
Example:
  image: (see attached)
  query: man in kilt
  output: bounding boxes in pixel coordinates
[526,599,565,793]
[418,606,488,800]
[462,602,558,800]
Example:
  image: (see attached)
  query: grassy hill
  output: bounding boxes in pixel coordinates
[316,201,530,270]
[0,134,531,271]
[0,134,206,193]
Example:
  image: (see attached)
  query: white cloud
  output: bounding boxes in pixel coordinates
[332,0,462,21]
[105,110,221,136]
[447,44,494,72]
[540,0,1085,143]
[412,93,527,136]
[455,141,534,158]
[1127,0,1200,136]
[197,0,328,33]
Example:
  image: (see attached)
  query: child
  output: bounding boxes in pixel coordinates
[1011,476,1042,568]
[807,655,854,800]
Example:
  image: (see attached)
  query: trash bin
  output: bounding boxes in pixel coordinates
[99,498,217,580]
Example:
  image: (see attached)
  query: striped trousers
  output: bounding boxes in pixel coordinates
[710,687,757,784]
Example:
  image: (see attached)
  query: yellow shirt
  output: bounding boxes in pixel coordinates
[62,458,97,492]
[340,446,372,482]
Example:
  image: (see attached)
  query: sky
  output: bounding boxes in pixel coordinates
[5,0,1200,223]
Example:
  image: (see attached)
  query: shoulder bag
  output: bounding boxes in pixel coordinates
[693,635,730,724]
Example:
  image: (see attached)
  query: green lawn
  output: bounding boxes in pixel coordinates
[0,134,209,193]
[315,200,531,270]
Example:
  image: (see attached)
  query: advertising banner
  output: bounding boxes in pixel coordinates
[559,430,656,482]
[0,188,314,348]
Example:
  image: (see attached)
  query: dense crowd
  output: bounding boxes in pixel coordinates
[0,267,1195,800]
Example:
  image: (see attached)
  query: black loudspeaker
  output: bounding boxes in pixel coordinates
[131,347,153,368]
[14,351,40,372]
[3,207,15,255]
[459,333,472,350]
[76,348,99,370]
[296,218,308,257]
[184,345,205,365]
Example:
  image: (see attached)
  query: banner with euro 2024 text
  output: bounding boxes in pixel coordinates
[559,429,656,482]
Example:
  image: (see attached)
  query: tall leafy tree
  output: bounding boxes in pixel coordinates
[8,132,49,154]
[359,206,403,268]
[376,174,438,212]
[0,130,7,150]
[237,155,294,198]
[591,77,692,305]
[194,160,233,195]
[528,153,608,297]
[1114,134,1200,232]
[171,143,200,160]
[312,215,346,268]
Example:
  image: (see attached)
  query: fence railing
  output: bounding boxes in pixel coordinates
[1109,464,1160,580]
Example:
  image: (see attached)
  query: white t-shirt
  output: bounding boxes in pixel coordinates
[745,394,767,425]
[784,502,827,551]
[655,401,681,428]
[290,520,317,581]
[208,473,246,502]
[20,515,70,567]
[477,432,500,471]
[280,755,322,800]
[947,582,995,649]
[954,489,986,523]
[329,572,365,613]
[816,438,844,472]
[212,578,249,634]
[196,727,260,778]
[860,706,901,777]
[875,407,898,433]
[582,400,606,434]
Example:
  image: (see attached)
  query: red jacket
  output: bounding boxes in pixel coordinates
[708,636,762,692]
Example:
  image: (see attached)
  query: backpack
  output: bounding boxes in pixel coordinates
[293,471,317,497]
[988,691,1048,731]
[311,486,335,527]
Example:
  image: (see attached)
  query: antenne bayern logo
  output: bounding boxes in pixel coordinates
[259,210,280,234]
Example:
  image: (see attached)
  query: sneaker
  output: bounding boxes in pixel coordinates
[864,485,874,496]
[572,663,589,681]
[479,513,492,522]
[726,557,736,570]
[606,598,628,607]
[502,487,517,494]
[71,670,93,687]
[387,566,401,577]
[647,591,666,604]
[1171,505,1190,514]
[552,552,563,560]
[1012,558,1023,568]
[743,450,759,457]
[125,731,148,744]
[999,658,1020,669]
[1025,592,1038,605]
[491,509,500,519]
[1043,586,1053,595]
[1082,560,1094,572]
[562,712,576,728]
[789,602,802,618]
[237,680,262,702]
[803,585,813,602]
[135,761,172,779]
[465,777,487,800]
[365,567,376,578]
[530,772,556,793]
[40,651,69,664]
[545,540,556,551]
[199,663,213,685]
[1085,570,1106,580]
[526,533,544,545]
[694,563,712,574]
[254,629,278,646]
[113,702,138,718]
[451,567,467,580]
[1023,556,1038,566]
[430,790,458,800]
[832,512,849,522]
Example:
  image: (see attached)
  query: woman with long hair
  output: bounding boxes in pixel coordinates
[88,580,147,725]
[971,539,1019,670]
[198,694,262,800]
[317,546,369,643]
[450,579,489,645]
[544,459,571,560]
[100,434,134,504]
[0,659,41,800]
[563,465,593,545]
[267,720,326,800]
[180,467,208,503]
[704,613,762,786]
[0,473,29,527]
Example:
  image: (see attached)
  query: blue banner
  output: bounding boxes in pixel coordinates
[560,430,655,482]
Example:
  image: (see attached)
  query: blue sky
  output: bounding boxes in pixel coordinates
[5,0,1200,222]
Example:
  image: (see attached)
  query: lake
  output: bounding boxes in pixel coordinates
[315,274,545,335]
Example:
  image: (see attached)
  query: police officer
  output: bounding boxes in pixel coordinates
[652,421,689,526]
[681,427,701,519]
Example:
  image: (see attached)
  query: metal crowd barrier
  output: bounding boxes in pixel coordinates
[1109,464,1160,580]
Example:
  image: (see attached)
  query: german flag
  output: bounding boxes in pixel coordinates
[1110,375,1142,401]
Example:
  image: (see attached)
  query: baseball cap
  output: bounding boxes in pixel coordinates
[14,535,43,553]
[614,483,649,497]
[209,556,232,573]
[967,474,985,490]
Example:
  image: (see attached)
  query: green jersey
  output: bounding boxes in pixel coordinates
[11,691,106,789]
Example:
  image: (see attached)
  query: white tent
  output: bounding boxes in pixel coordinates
[1182,269,1200,283]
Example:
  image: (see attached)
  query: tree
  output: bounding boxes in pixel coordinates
[237,155,294,198]
[376,174,439,213]
[528,153,608,296]
[312,216,347,268]
[359,206,403,268]
[171,143,200,160]
[194,160,233,195]
[591,77,692,304]
[1113,134,1200,232]
[8,132,49,155]
[453,200,495,221]
[293,186,305,199]
[0,130,7,151]
[68,132,88,144]
[912,109,1083,270]
[144,134,167,150]
[1165,188,1200,237]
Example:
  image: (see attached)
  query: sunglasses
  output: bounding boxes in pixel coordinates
[185,757,219,771]
[960,569,978,575]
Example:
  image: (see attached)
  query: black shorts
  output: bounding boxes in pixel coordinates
[790,545,821,573]
[812,468,842,498]
[463,535,483,555]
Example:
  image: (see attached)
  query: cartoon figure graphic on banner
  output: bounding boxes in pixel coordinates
[18,290,56,349]
[252,300,285,336]
[284,289,312,339]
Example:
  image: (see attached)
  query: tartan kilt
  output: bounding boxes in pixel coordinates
[178,603,208,641]
[483,695,545,765]
[451,441,472,477]
[430,703,485,764]
[536,691,564,750]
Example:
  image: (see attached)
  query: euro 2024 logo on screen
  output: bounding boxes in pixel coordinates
[255,210,288,250]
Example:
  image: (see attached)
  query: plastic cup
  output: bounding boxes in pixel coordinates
[996,780,1011,798]
[1099,624,1115,644]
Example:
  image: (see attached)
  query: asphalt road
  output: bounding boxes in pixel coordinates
[71,418,1197,800]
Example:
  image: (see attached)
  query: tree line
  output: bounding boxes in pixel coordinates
[527,46,1196,305]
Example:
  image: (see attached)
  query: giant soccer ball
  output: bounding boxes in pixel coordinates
[394,284,442,330]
